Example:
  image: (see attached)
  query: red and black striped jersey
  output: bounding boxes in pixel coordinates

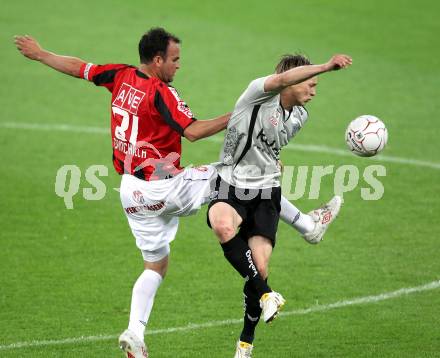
[79,63,196,180]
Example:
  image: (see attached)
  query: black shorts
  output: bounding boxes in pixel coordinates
[207,176,281,246]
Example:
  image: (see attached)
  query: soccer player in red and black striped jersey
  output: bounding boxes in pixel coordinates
[15,28,230,358]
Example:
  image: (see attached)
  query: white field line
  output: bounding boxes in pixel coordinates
[2,121,440,170]
[0,279,439,351]
[1,121,109,135]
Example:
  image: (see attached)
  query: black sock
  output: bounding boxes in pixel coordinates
[220,234,271,296]
[240,280,262,344]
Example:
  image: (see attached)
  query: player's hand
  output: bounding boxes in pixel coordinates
[325,54,352,71]
[14,35,45,61]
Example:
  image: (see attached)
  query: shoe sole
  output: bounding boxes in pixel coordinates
[119,340,137,357]
[330,196,343,220]
[264,300,286,323]
[119,340,130,351]
[118,330,148,358]
[120,343,140,358]
[265,311,278,323]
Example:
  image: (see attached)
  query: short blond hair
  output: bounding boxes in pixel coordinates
[275,54,311,74]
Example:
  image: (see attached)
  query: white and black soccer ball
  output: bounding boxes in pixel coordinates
[345,115,388,157]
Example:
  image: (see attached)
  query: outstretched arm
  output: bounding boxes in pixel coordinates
[183,112,231,142]
[264,54,352,93]
[14,35,86,77]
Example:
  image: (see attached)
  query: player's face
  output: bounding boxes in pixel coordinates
[287,76,318,106]
[160,41,181,83]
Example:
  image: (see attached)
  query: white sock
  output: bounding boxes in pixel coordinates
[280,196,315,234]
[128,269,163,341]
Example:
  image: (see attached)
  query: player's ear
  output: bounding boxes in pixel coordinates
[153,55,164,66]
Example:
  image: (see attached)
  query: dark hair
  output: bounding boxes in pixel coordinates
[275,54,311,74]
[138,27,181,64]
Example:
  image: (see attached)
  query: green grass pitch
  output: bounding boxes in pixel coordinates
[1,0,439,356]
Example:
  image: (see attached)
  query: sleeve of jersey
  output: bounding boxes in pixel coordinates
[79,63,128,92]
[153,85,196,136]
[237,76,276,106]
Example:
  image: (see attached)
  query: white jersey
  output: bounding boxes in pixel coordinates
[217,76,308,189]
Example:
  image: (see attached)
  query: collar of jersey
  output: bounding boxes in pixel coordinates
[135,70,149,79]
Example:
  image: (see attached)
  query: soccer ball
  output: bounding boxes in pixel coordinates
[345,115,388,157]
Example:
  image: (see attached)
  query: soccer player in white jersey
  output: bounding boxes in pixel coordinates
[207,54,352,357]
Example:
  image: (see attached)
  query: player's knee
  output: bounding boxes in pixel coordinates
[212,219,236,243]
[143,256,169,278]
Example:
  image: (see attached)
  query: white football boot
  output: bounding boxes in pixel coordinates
[302,195,342,244]
[234,341,253,358]
[260,291,286,323]
[118,329,148,358]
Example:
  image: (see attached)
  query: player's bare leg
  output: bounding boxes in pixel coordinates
[208,203,273,299]
[208,202,242,243]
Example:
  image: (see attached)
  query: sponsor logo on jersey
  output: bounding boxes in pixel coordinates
[256,128,281,157]
[113,83,146,115]
[268,108,282,126]
[168,87,194,118]
[132,190,145,204]
[125,201,165,214]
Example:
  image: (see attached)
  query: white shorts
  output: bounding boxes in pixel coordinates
[119,165,217,258]
[141,244,170,262]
